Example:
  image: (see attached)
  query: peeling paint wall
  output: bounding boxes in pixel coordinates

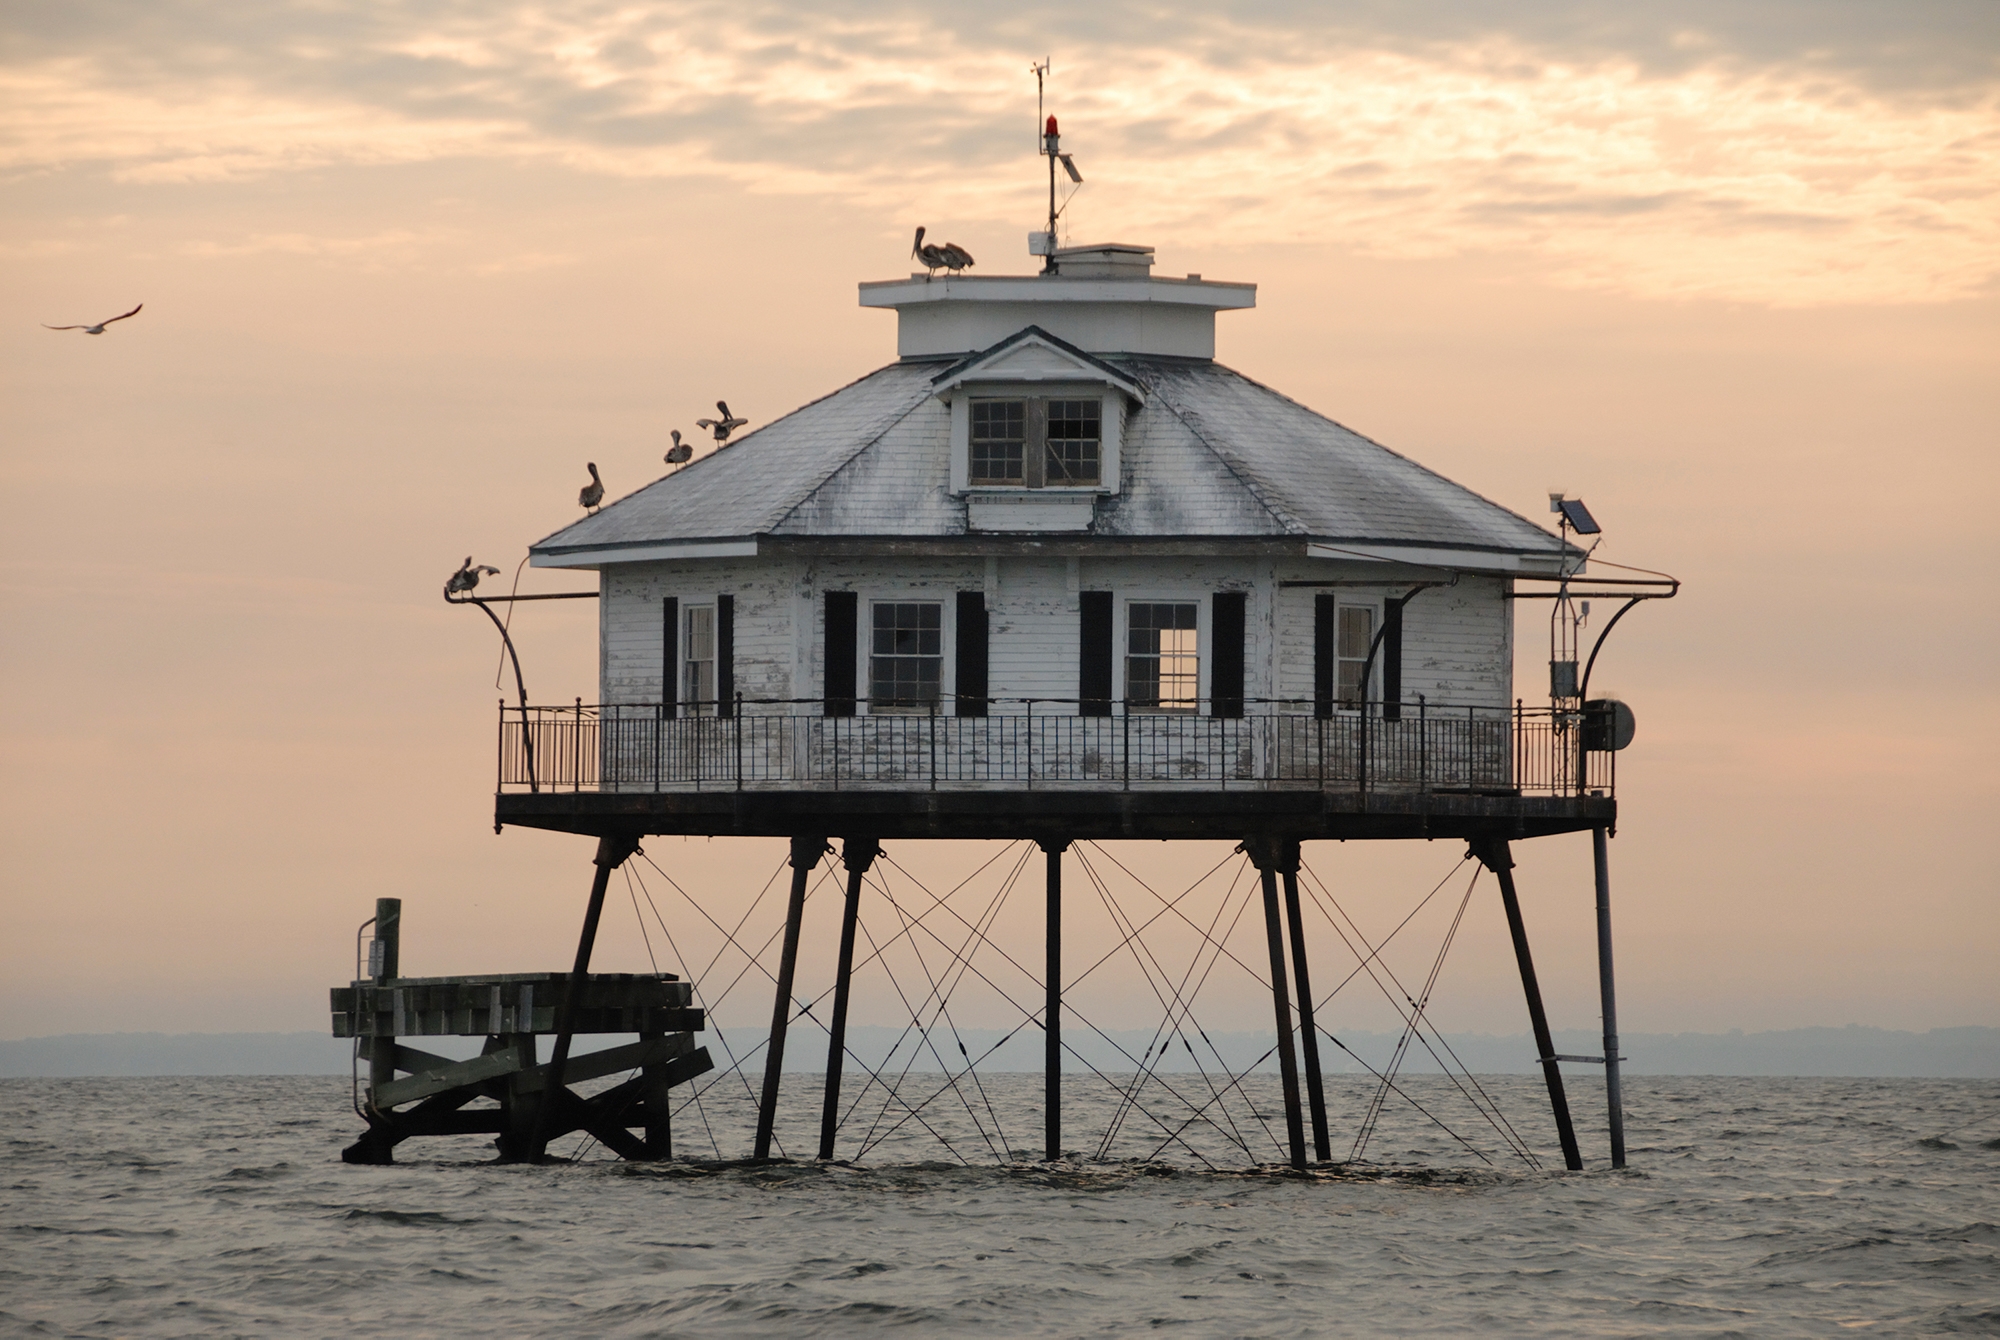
[601,556,1513,712]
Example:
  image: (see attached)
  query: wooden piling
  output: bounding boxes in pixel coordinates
[366,898,401,1114]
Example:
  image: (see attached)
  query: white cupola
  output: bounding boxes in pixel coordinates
[859,243,1255,360]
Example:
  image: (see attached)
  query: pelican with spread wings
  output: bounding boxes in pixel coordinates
[696,401,749,444]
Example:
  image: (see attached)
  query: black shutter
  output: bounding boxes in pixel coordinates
[1211,591,1246,718]
[824,591,857,717]
[716,593,735,718]
[1382,597,1404,721]
[1079,591,1114,717]
[1313,594,1336,720]
[955,591,988,717]
[661,596,679,718]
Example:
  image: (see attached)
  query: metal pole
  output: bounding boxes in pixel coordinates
[1251,847,1307,1169]
[1594,826,1627,1169]
[1279,845,1331,1162]
[530,833,636,1161]
[818,838,879,1160]
[755,835,824,1160]
[1476,839,1583,1171]
[1041,838,1069,1160]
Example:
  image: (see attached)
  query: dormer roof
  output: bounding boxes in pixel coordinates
[929,326,1145,403]
[529,332,1568,573]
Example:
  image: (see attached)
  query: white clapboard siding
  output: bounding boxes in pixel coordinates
[601,557,801,706]
[1272,565,1511,710]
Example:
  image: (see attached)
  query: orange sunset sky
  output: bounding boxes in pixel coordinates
[3,1,1995,1044]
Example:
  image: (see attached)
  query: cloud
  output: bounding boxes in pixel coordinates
[4,0,1996,304]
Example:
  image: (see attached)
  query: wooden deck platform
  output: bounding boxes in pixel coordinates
[496,786,1616,843]
[333,970,711,1165]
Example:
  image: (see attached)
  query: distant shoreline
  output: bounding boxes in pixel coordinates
[3,1025,1994,1079]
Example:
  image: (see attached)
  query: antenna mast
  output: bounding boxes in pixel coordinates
[1030,59,1082,275]
[1034,60,1056,274]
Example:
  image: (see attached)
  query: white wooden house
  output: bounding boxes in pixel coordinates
[513,242,1586,815]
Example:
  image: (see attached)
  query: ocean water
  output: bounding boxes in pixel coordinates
[2,1074,1995,1337]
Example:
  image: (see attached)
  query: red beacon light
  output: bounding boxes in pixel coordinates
[1043,115,1059,153]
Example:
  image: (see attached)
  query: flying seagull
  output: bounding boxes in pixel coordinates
[664,429,693,466]
[695,401,749,443]
[579,462,605,512]
[445,557,501,597]
[45,303,143,335]
[912,226,951,277]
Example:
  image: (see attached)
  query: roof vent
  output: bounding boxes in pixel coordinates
[1050,243,1153,279]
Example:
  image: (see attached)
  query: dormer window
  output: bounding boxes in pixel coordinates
[935,330,1143,528]
[1046,400,1101,484]
[968,397,1101,487]
[969,400,1026,484]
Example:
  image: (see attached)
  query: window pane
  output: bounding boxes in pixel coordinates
[970,399,1025,484]
[1336,605,1373,709]
[1045,399,1101,485]
[1126,602,1199,712]
[683,606,717,715]
[869,602,943,711]
[1337,606,1372,660]
[686,606,715,659]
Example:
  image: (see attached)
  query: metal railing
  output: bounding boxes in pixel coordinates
[497,697,1615,798]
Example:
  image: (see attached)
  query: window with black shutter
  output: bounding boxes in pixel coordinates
[824,591,857,717]
[955,591,988,717]
[1079,591,1113,716]
[1211,591,1245,718]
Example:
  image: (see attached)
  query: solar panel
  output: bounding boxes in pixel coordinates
[1558,498,1601,534]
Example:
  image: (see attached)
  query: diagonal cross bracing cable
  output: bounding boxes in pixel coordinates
[1074,846,1263,1162]
[845,847,1032,1161]
[1299,860,1538,1167]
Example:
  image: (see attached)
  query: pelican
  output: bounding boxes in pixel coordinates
[695,400,749,443]
[44,303,142,335]
[938,242,974,274]
[445,557,501,596]
[579,462,605,512]
[911,226,951,277]
[665,429,693,465]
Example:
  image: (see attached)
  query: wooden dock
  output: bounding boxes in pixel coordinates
[332,902,711,1164]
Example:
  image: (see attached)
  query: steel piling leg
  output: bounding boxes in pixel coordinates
[818,837,879,1160]
[1279,844,1332,1163]
[755,836,825,1161]
[1593,826,1626,1169]
[1042,838,1069,1161]
[530,833,637,1162]
[1249,840,1307,1170]
[1475,839,1583,1171]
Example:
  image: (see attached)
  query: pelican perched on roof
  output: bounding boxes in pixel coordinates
[937,241,974,274]
[44,303,142,335]
[912,226,951,278]
[695,401,749,443]
[579,462,605,512]
[664,429,693,466]
[444,557,501,597]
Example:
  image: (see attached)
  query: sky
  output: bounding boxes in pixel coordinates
[2,1,1996,1048]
